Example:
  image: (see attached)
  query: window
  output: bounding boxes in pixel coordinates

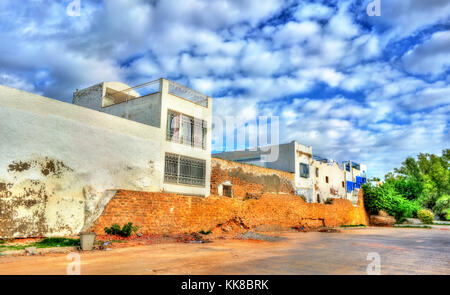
[167,111,207,149]
[164,153,206,186]
[342,181,345,188]
[326,176,329,183]
[299,163,309,178]
[223,185,232,197]
[315,168,319,177]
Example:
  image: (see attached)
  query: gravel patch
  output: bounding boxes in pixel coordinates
[238,231,285,242]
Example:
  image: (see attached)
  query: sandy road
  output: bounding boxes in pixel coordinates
[0,227,448,275]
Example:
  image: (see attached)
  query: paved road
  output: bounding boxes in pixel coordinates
[0,227,448,275]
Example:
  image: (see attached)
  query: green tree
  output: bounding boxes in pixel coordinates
[368,149,449,221]
[433,195,450,221]
[385,150,449,210]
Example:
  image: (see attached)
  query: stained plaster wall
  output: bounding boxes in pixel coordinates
[312,160,347,203]
[0,85,164,238]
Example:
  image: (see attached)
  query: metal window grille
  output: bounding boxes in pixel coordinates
[164,153,206,186]
[166,111,207,149]
[300,163,309,178]
[223,185,232,197]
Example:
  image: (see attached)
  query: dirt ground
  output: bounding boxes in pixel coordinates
[0,227,448,275]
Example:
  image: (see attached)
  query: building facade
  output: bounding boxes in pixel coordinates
[213,140,367,204]
[73,78,213,197]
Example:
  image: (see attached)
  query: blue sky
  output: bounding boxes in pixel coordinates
[0,0,449,178]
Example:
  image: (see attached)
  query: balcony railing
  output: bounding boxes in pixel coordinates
[103,79,160,107]
[103,79,209,108]
[168,80,209,107]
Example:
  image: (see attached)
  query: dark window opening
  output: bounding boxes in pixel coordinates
[326,176,329,183]
[223,185,232,197]
[315,167,319,177]
[167,110,207,149]
[300,163,309,178]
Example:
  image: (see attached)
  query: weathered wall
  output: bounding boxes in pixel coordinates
[293,141,314,201]
[0,85,164,238]
[90,189,369,234]
[312,160,347,203]
[211,157,295,199]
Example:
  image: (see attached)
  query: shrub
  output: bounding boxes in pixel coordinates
[199,229,212,235]
[418,176,440,209]
[388,177,424,201]
[324,198,333,204]
[104,222,138,237]
[433,195,450,221]
[121,222,139,237]
[362,183,421,222]
[37,237,80,247]
[417,209,434,224]
[104,224,121,236]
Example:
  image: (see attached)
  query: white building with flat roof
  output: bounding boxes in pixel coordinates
[73,78,213,197]
[213,140,367,204]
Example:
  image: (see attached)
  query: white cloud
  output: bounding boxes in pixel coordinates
[0,0,449,178]
[399,84,450,110]
[0,73,36,93]
[240,41,284,76]
[272,21,321,47]
[366,0,450,39]
[296,68,345,87]
[402,30,450,76]
[294,3,334,20]
[326,3,359,39]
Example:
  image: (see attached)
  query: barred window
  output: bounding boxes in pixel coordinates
[167,110,207,149]
[164,153,206,186]
[300,163,309,178]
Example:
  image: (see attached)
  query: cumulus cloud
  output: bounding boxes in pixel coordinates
[364,0,450,39]
[272,21,321,47]
[294,2,334,20]
[402,30,450,76]
[0,0,449,177]
[0,73,36,93]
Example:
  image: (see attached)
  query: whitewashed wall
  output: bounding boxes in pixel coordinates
[0,85,163,238]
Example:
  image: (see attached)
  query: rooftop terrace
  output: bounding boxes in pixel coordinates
[104,78,209,108]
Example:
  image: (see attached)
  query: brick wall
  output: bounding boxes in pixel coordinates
[210,157,295,199]
[90,189,369,234]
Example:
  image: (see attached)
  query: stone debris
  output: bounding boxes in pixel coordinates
[404,218,421,225]
[238,231,285,242]
[24,247,38,256]
[370,211,396,226]
[175,232,211,244]
[212,217,249,234]
[317,228,341,233]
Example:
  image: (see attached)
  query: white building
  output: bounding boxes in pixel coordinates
[73,78,213,197]
[213,140,367,204]
[0,79,213,237]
